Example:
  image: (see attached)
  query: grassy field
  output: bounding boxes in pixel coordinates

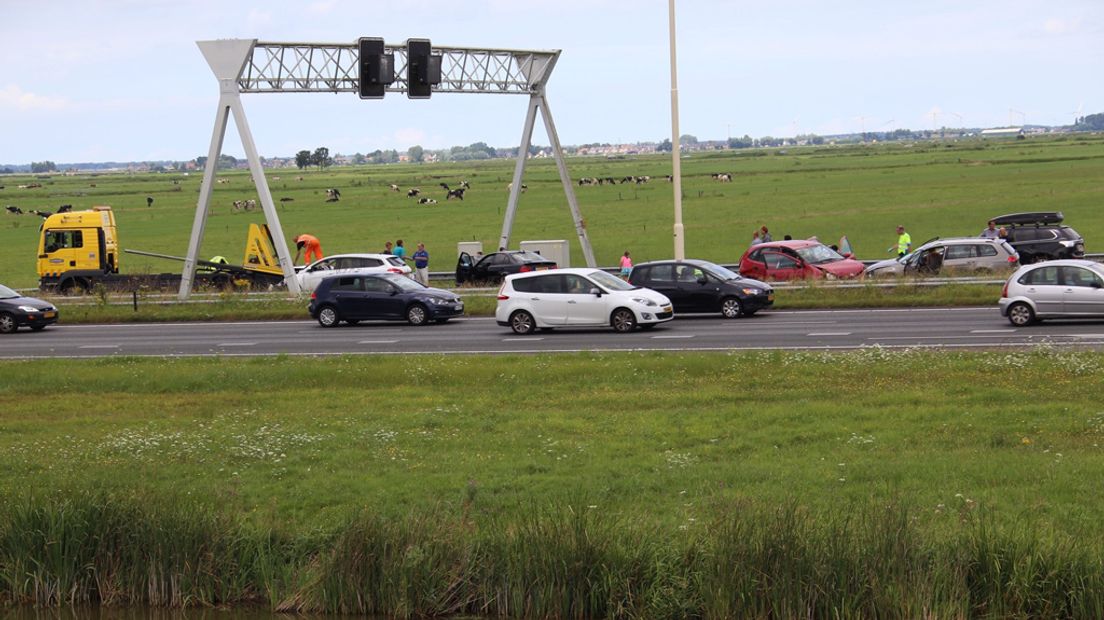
[2,134,1103,290]
[2,350,1104,615]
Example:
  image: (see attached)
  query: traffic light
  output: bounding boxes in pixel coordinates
[406,38,441,99]
[357,37,394,99]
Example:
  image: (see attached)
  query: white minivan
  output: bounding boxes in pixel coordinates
[495,268,674,334]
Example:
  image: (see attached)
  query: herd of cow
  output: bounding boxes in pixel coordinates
[4,204,72,218]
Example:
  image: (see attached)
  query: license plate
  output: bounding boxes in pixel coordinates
[767,294,774,302]
[536,266,550,271]
[43,311,56,318]
[456,303,464,311]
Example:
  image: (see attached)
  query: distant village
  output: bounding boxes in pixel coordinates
[3,118,1099,175]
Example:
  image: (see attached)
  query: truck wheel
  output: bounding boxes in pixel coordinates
[0,313,16,334]
[317,305,340,328]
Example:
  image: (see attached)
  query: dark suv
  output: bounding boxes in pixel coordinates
[629,259,773,318]
[992,212,1085,264]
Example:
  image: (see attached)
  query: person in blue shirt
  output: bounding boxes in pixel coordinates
[393,239,406,259]
[412,242,429,285]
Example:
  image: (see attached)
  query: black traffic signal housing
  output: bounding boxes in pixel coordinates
[406,38,441,99]
[358,37,394,99]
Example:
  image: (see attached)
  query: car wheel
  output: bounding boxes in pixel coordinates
[510,310,536,335]
[0,313,16,334]
[720,297,743,319]
[611,308,637,332]
[406,303,428,326]
[317,305,340,328]
[1007,302,1035,327]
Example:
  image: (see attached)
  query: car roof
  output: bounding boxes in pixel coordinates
[919,237,1009,247]
[1019,259,1100,269]
[505,267,595,279]
[634,259,714,268]
[316,253,397,260]
[754,240,820,249]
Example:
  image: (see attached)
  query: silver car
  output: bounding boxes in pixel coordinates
[865,237,1019,277]
[999,260,1104,326]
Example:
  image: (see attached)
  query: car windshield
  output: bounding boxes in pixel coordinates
[383,274,424,291]
[0,284,18,299]
[587,270,636,291]
[795,244,845,265]
[1059,227,1082,241]
[698,261,741,281]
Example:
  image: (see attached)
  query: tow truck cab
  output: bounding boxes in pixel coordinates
[37,206,119,291]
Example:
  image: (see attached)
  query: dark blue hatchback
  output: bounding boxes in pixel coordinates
[309,273,464,327]
[0,284,59,334]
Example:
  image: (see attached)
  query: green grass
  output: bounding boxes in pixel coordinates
[2,350,1104,614]
[3,134,1103,289]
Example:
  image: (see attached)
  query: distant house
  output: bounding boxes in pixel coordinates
[980,127,1024,137]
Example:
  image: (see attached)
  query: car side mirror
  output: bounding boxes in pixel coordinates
[589,287,602,297]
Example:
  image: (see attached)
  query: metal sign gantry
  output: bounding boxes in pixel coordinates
[181,38,596,299]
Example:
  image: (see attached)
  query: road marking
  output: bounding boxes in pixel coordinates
[502,338,544,342]
[807,332,852,336]
[358,339,399,344]
[970,329,1016,334]
[652,334,694,339]
[79,344,119,349]
[217,342,257,347]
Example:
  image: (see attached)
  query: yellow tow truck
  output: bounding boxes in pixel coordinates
[37,206,286,293]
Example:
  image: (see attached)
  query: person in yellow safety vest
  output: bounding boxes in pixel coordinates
[198,255,229,274]
[894,225,911,258]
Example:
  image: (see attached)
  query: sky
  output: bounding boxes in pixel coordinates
[1,0,1102,164]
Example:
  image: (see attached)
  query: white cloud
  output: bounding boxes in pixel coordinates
[0,85,70,112]
[1043,17,1081,35]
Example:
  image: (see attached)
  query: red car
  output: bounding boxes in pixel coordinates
[739,240,865,281]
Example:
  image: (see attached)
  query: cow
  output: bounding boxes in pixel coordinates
[716,173,732,182]
[56,205,73,213]
[388,184,400,192]
[418,197,438,205]
[325,188,341,202]
[507,183,527,193]
[146,196,154,207]
[4,206,22,215]
[439,182,451,190]
[30,209,51,218]
[279,197,294,202]
[407,188,421,197]
[446,187,465,201]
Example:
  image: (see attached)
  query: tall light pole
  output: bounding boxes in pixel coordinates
[668,0,685,259]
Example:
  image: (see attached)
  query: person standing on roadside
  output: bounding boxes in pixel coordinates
[619,251,633,279]
[382,240,393,255]
[412,242,430,285]
[760,225,772,243]
[293,233,323,265]
[393,239,407,260]
[980,220,1000,239]
[894,225,912,257]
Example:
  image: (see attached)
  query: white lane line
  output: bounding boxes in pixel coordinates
[1071,334,1104,339]
[872,334,1059,341]
[970,329,1016,334]
[217,342,257,347]
[502,338,544,342]
[652,334,695,339]
[358,339,399,344]
[79,344,119,349]
[807,332,852,336]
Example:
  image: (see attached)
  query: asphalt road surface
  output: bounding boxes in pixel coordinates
[5,307,1104,359]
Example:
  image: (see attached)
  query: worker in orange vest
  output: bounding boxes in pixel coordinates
[293,233,323,265]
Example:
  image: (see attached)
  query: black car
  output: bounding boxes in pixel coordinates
[992,212,1085,263]
[0,284,59,333]
[628,259,773,318]
[455,250,558,285]
[308,273,464,327]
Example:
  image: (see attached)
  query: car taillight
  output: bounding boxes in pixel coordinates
[519,265,532,272]
[1008,255,1018,262]
[388,268,402,273]
[1001,281,1008,298]
[310,291,317,300]
[496,283,508,300]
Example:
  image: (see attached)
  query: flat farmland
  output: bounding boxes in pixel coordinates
[1,134,1103,289]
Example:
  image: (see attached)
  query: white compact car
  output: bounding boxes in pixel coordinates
[495,268,674,334]
[999,259,1104,326]
[294,254,411,293]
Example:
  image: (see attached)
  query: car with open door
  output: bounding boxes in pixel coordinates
[864,238,1019,277]
[455,250,557,285]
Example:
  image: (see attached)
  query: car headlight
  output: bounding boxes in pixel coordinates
[740,287,761,296]
[823,272,838,280]
[18,306,40,313]
[631,297,658,307]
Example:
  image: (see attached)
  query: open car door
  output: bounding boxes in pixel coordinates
[455,251,473,284]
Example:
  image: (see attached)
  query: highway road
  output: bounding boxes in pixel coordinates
[4,307,1104,359]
